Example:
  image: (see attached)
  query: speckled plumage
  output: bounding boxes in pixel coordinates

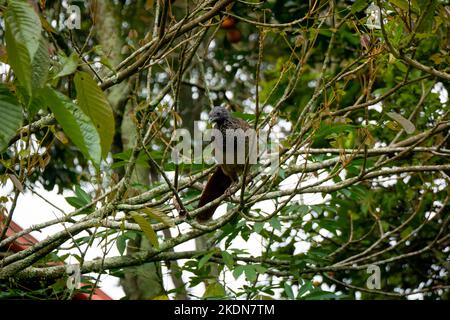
[196,107,252,222]
[209,106,251,180]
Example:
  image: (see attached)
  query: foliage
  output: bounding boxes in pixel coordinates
[0,0,449,300]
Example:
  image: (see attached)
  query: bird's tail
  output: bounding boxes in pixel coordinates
[196,167,232,222]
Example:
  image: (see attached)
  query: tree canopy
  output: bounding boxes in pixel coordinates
[0,0,449,300]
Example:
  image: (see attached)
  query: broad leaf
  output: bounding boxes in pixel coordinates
[0,84,23,151]
[351,0,367,13]
[41,86,102,166]
[4,0,43,96]
[198,251,215,269]
[221,251,234,269]
[244,265,257,282]
[284,282,295,299]
[74,71,115,159]
[65,197,87,209]
[116,234,127,256]
[74,185,92,204]
[203,282,226,298]
[130,212,159,249]
[232,265,245,279]
[140,207,175,227]
[30,36,50,92]
[386,112,415,134]
[54,52,79,79]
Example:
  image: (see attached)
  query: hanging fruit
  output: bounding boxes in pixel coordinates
[226,28,242,44]
[221,16,236,29]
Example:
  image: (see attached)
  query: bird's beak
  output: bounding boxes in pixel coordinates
[208,113,216,123]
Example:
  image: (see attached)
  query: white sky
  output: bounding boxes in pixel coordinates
[2,176,322,300]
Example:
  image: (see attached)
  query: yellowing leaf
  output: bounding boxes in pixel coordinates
[140,207,175,227]
[74,71,115,159]
[55,131,69,144]
[130,211,159,249]
[203,282,226,299]
[41,87,102,166]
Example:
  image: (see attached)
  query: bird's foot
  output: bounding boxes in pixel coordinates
[224,186,234,198]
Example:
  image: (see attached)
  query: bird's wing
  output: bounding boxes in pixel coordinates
[196,166,233,222]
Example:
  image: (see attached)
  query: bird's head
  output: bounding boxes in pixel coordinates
[209,106,231,124]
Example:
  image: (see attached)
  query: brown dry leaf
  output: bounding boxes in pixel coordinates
[145,0,154,11]
[8,174,23,192]
[55,131,69,144]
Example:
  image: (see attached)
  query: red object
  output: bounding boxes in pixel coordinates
[226,28,242,44]
[221,16,236,29]
[1,215,112,300]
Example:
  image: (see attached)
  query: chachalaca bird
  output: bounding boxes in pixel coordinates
[196,106,253,223]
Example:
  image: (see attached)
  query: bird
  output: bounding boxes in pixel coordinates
[195,106,254,223]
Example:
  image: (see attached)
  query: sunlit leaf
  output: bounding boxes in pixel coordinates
[4,0,43,96]
[130,212,159,249]
[140,207,175,227]
[74,71,115,159]
[203,282,226,298]
[41,86,102,166]
[54,52,79,79]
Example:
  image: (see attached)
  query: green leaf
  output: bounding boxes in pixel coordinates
[253,222,264,234]
[41,86,102,166]
[4,0,43,96]
[351,0,367,13]
[74,185,92,205]
[284,282,295,299]
[203,282,226,299]
[416,0,437,32]
[130,212,159,249]
[116,234,127,256]
[221,251,234,269]
[400,226,414,239]
[30,36,49,93]
[65,196,86,209]
[388,0,408,11]
[232,265,245,279]
[27,92,46,118]
[253,264,267,274]
[302,289,342,300]
[74,71,115,159]
[244,265,257,282]
[198,251,215,269]
[0,84,23,151]
[296,280,313,298]
[389,0,420,13]
[54,52,79,79]
[269,216,282,231]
